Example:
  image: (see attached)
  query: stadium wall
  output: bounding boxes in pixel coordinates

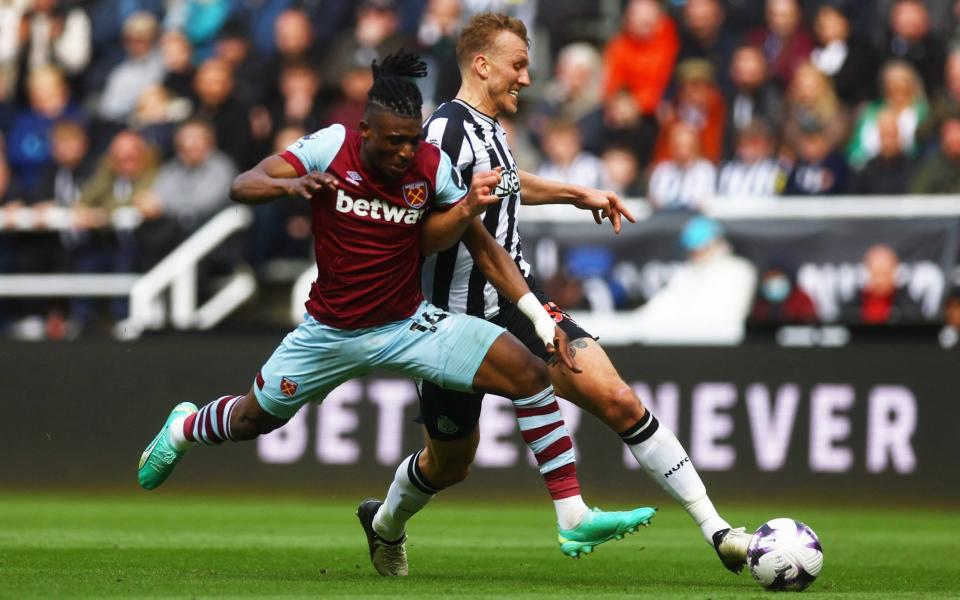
[4,337,956,504]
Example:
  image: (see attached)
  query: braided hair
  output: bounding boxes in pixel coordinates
[367,50,427,119]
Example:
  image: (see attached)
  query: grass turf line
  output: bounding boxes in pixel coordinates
[0,493,957,598]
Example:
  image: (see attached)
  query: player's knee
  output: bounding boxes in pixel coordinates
[230,399,287,440]
[431,463,471,489]
[601,383,645,429]
[511,353,551,398]
[424,451,473,489]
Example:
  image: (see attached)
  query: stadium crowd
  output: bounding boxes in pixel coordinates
[1,0,960,338]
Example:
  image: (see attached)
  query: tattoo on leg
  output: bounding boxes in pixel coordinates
[569,338,589,357]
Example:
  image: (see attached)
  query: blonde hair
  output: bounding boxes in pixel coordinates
[456,12,528,68]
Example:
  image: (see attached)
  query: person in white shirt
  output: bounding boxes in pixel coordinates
[631,215,757,343]
[716,119,786,198]
[647,122,716,210]
[536,118,608,189]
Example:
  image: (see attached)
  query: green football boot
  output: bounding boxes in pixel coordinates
[557,506,657,558]
[138,402,197,490]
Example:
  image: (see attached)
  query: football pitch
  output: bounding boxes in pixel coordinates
[1,493,957,598]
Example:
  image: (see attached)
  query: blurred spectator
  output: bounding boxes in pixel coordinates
[784,119,849,196]
[602,0,679,165]
[601,145,643,197]
[745,0,815,88]
[0,0,32,100]
[86,0,163,66]
[750,263,818,324]
[325,1,412,86]
[7,65,83,189]
[782,62,851,154]
[536,118,608,190]
[843,244,914,324]
[529,42,605,155]
[192,58,253,169]
[249,125,311,266]
[717,120,786,198]
[882,0,946,98]
[71,130,158,332]
[629,215,757,344]
[17,0,91,98]
[234,0,297,58]
[129,84,192,158]
[909,112,960,193]
[163,0,231,62]
[268,63,323,134]
[26,118,93,204]
[10,120,92,337]
[96,12,164,124]
[159,30,195,101]
[648,122,716,210]
[416,0,462,110]
[214,20,270,108]
[850,109,914,195]
[846,60,928,170]
[653,58,727,165]
[323,59,373,130]
[723,45,784,158]
[263,9,321,106]
[918,49,960,145]
[677,0,736,95]
[810,2,878,107]
[132,119,236,269]
[77,130,157,218]
[603,0,678,115]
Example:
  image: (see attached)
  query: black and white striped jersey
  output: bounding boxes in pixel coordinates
[422,99,532,319]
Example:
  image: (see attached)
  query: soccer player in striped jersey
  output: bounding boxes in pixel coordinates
[137,50,654,575]
[370,14,752,575]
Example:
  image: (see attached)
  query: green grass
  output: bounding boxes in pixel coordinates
[0,493,957,598]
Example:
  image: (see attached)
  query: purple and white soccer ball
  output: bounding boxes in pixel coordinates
[747,518,823,592]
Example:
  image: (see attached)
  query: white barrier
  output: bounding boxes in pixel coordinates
[0,205,256,339]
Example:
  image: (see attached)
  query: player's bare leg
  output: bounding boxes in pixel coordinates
[548,337,750,572]
[138,390,287,490]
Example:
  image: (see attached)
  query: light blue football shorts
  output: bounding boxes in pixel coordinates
[253,300,505,419]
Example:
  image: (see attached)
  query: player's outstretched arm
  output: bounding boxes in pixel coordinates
[420,168,501,256]
[462,219,580,372]
[230,155,339,205]
[516,169,636,234]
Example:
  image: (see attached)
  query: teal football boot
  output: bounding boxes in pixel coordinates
[558,506,657,558]
[138,402,197,490]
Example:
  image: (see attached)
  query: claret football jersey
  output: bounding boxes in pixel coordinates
[281,124,467,329]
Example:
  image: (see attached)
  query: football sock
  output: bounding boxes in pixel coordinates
[622,411,730,542]
[178,395,241,447]
[512,385,589,528]
[374,449,437,542]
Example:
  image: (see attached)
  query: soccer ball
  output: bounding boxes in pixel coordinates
[747,518,823,591]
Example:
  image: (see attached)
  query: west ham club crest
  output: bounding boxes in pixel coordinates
[402,181,428,209]
[280,376,299,397]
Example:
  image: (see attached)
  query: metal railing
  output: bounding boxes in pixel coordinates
[0,205,255,339]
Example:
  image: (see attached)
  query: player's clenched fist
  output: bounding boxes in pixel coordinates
[289,172,339,199]
[463,167,502,216]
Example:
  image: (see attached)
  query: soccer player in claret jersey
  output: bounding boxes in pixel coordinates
[137,51,655,574]
[367,14,752,575]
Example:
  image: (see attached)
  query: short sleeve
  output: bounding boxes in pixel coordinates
[283,124,347,174]
[433,149,468,207]
[424,115,476,182]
